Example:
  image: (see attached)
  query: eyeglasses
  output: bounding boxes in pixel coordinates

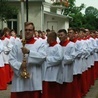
[25,29,33,32]
[68,32,73,33]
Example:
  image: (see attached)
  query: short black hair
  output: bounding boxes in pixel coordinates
[46,29,50,32]
[58,29,67,34]
[68,27,76,33]
[80,28,86,33]
[48,30,57,41]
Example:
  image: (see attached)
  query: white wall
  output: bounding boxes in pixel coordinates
[8,2,42,33]
[0,1,69,34]
[44,14,69,32]
[28,3,41,30]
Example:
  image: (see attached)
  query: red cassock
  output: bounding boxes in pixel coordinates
[5,64,13,83]
[42,81,61,98]
[0,67,7,90]
[11,91,41,98]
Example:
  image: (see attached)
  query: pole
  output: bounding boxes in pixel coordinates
[20,0,30,79]
[26,0,28,22]
[21,0,25,40]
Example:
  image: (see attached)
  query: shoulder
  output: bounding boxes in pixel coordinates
[68,41,75,47]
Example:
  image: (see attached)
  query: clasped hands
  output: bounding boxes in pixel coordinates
[21,47,30,54]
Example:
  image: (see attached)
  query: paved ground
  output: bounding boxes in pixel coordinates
[84,80,98,98]
[0,80,98,98]
[0,85,11,98]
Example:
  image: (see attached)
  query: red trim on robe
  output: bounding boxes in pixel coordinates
[1,36,5,40]
[26,37,36,44]
[14,36,16,39]
[71,38,78,43]
[41,36,45,39]
[86,35,91,39]
[49,41,57,47]
[78,38,82,41]
[5,35,10,39]
[60,39,70,46]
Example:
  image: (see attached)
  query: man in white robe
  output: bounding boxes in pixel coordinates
[42,31,63,98]
[57,29,76,98]
[9,22,46,98]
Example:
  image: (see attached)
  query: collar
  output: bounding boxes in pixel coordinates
[71,38,78,43]
[60,39,70,46]
[78,38,82,41]
[26,37,36,44]
[5,35,10,39]
[49,41,58,47]
[1,36,5,40]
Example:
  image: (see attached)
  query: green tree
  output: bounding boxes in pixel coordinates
[63,0,85,28]
[85,6,98,18]
[84,6,98,30]
[0,0,18,20]
[63,0,98,30]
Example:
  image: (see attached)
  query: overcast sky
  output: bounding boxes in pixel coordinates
[75,0,98,13]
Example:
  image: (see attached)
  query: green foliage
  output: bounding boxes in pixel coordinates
[68,0,76,7]
[0,0,18,20]
[85,6,98,18]
[63,0,98,30]
[84,10,98,30]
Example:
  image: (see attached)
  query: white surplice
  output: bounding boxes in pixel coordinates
[57,42,76,83]
[42,44,63,82]
[9,39,46,92]
[0,40,4,67]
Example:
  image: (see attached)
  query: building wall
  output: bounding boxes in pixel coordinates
[28,3,42,30]
[0,2,42,34]
[18,2,42,33]
[0,1,70,34]
[44,14,69,32]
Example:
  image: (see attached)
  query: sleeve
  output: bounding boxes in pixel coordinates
[4,39,13,54]
[93,39,98,52]
[87,39,95,55]
[75,41,83,58]
[0,40,3,53]
[28,43,46,65]
[9,45,22,76]
[83,41,90,59]
[46,45,63,67]
[95,39,98,52]
[63,44,76,65]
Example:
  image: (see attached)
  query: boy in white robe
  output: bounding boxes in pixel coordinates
[1,28,13,84]
[0,31,7,90]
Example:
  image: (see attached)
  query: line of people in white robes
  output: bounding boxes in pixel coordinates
[1,25,98,98]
